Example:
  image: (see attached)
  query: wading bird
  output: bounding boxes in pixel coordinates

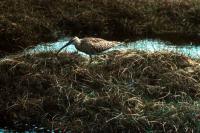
[56,36,120,63]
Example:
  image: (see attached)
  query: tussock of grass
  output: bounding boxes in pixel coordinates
[1,0,200,53]
[0,50,200,132]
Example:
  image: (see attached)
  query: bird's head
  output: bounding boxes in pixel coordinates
[71,36,81,46]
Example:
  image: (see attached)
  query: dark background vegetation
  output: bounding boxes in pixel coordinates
[1,0,200,53]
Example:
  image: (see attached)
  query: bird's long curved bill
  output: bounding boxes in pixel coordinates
[56,39,73,55]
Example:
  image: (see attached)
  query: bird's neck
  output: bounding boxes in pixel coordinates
[74,38,81,47]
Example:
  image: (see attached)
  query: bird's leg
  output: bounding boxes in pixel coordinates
[88,55,93,64]
[73,50,78,54]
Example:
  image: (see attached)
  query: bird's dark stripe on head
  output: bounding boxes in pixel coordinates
[56,38,74,55]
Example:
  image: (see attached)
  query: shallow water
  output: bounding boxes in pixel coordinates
[28,38,200,59]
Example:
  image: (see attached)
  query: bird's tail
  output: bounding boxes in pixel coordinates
[114,41,125,46]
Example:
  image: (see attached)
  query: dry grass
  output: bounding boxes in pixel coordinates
[0,50,200,132]
[1,0,200,53]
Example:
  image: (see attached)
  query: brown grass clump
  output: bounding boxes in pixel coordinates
[1,0,200,53]
[0,50,200,132]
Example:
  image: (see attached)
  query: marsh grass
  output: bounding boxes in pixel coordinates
[0,50,200,132]
[1,0,200,53]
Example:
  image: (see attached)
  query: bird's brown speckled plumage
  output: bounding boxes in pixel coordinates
[56,36,120,63]
[75,37,119,55]
[57,36,120,56]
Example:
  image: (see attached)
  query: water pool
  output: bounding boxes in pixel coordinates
[28,38,200,59]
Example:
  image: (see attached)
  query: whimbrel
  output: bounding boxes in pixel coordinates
[56,36,120,63]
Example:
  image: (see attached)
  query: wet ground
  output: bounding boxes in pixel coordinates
[28,37,200,59]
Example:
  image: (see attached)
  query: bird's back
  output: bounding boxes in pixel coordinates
[76,37,119,55]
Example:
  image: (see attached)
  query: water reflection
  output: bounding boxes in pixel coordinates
[29,38,200,58]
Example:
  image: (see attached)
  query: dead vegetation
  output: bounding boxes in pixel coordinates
[1,0,200,53]
[0,50,200,132]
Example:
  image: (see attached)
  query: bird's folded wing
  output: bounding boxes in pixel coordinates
[85,38,118,52]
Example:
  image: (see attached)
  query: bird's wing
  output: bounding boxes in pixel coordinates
[83,37,119,53]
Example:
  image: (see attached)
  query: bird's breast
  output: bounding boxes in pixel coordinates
[75,44,97,55]
[74,38,118,55]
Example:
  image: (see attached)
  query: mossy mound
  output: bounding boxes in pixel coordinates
[0,50,200,132]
